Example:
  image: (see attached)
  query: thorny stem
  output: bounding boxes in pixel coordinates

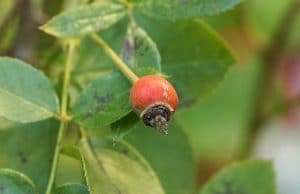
[45,41,77,194]
[89,33,139,83]
[243,0,300,157]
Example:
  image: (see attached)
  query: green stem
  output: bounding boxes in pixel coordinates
[80,131,102,170]
[79,127,106,172]
[79,127,120,193]
[45,122,65,194]
[45,41,76,194]
[90,33,139,83]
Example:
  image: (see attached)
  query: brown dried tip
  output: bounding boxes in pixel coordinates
[141,104,172,135]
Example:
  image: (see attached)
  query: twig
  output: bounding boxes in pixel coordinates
[0,1,20,38]
[0,0,23,55]
[243,0,300,156]
[8,0,39,64]
[90,33,139,83]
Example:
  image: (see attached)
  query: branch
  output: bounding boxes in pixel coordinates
[45,41,77,194]
[0,0,22,55]
[0,1,20,38]
[90,33,139,83]
[243,0,300,156]
[8,0,39,64]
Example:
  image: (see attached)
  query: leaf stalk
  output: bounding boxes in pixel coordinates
[90,33,139,83]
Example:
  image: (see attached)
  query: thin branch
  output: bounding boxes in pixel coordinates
[8,0,38,64]
[243,0,300,156]
[90,33,139,83]
[0,0,23,55]
[0,0,20,38]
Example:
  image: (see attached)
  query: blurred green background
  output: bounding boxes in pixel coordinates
[1,0,300,194]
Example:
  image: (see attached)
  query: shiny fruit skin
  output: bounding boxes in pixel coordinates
[130,75,179,112]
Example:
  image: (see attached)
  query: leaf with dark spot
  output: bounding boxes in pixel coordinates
[17,151,27,165]
[120,23,161,75]
[0,119,59,193]
[200,160,275,194]
[72,72,132,129]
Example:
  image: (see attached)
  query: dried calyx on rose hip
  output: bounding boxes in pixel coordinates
[130,75,179,134]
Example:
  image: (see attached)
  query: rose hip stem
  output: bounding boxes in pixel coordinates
[90,33,139,83]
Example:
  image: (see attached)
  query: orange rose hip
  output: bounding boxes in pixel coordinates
[130,75,179,134]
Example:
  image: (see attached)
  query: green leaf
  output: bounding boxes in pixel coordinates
[0,119,59,193]
[62,142,128,194]
[62,132,165,194]
[40,2,127,38]
[61,146,84,161]
[56,148,87,187]
[55,156,86,187]
[135,14,236,107]
[120,23,161,74]
[0,117,19,130]
[0,57,59,123]
[136,0,243,21]
[111,112,139,141]
[98,149,165,194]
[88,147,165,194]
[66,135,165,194]
[0,168,37,194]
[80,147,120,194]
[200,160,275,194]
[124,121,196,194]
[54,183,89,194]
[71,71,132,129]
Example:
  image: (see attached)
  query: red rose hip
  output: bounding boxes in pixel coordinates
[130,75,179,134]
